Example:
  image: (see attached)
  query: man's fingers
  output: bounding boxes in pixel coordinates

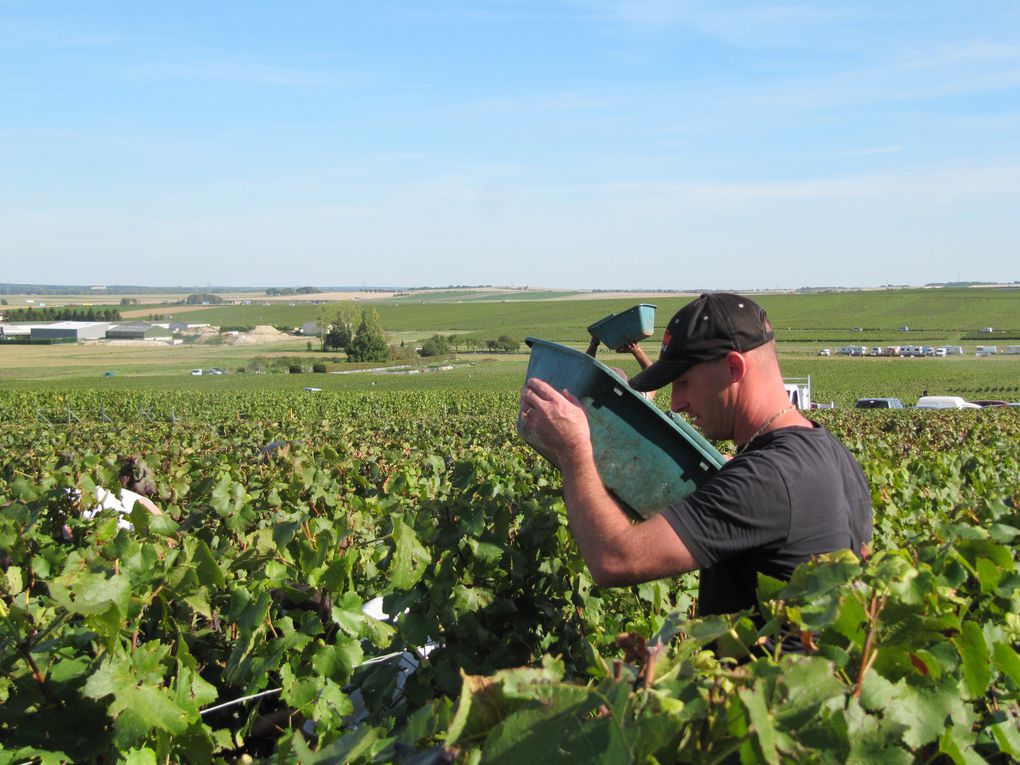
[524,377,560,402]
[561,388,584,407]
[524,377,585,410]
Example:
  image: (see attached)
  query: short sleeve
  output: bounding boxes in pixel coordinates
[660,453,792,568]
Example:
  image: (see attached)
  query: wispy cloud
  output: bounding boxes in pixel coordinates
[567,0,849,46]
[895,41,1020,69]
[451,89,619,118]
[0,19,128,50]
[847,146,902,156]
[130,58,375,89]
[573,160,1020,204]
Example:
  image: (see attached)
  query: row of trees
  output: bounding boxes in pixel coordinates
[265,286,320,296]
[0,306,123,322]
[317,304,521,362]
[318,303,389,362]
[181,293,225,305]
[419,334,520,356]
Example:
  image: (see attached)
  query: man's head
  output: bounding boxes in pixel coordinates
[628,292,774,392]
[119,455,156,496]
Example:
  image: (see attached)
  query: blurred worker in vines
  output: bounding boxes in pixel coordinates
[518,292,872,618]
[63,455,163,539]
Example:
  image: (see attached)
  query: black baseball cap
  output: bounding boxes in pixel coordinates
[627,292,775,392]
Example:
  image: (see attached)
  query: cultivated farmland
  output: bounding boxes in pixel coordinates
[2,288,1020,761]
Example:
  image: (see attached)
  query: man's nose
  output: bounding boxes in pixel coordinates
[670,388,687,413]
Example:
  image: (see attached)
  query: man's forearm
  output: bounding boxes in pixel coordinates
[559,449,641,586]
[559,449,700,586]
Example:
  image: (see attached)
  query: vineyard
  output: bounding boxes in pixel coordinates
[1,390,1019,763]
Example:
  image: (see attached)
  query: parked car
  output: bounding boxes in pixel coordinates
[191,369,203,376]
[915,395,981,410]
[855,398,905,409]
[817,348,831,356]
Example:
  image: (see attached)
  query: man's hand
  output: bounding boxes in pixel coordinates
[616,340,653,370]
[518,378,591,467]
[519,377,699,586]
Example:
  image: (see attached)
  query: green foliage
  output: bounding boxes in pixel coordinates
[319,302,360,353]
[182,293,225,305]
[0,392,1018,762]
[266,287,320,297]
[347,308,388,363]
[419,335,450,357]
[486,335,521,353]
[1,306,122,322]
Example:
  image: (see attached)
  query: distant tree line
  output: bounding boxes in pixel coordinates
[181,293,226,305]
[265,287,321,296]
[486,335,522,353]
[1,306,122,322]
[317,303,390,362]
[0,283,250,295]
[418,334,520,357]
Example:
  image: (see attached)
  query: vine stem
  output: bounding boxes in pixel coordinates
[706,737,746,765]
[1,602,59,704]
[854,590,888,698]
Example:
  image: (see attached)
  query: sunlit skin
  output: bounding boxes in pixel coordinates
[668,345,811,446]
[518,341,811,587]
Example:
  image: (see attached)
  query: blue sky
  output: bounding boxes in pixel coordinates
[3,1,1019,290]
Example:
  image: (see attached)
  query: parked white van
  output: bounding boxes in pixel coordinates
[975,346,998,356]
[916,396,981,410]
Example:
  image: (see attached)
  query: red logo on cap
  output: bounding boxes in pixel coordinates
[660,330,671,355]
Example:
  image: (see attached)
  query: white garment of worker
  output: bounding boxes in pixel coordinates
[80,486,148,531]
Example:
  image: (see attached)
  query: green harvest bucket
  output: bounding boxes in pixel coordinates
[586,304,657,350]
[519,337,726,519]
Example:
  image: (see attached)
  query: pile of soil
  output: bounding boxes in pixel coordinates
[229,325,294,345]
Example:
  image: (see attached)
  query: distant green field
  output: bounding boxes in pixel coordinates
[387,289,585,302]
[3,345,1018,409]
[125,302,323,328]
[4,287,1020,406]
[112,287,1020,346]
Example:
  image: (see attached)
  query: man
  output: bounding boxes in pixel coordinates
[518,292,872,618]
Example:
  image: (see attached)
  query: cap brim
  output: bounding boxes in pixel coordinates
[626,359,692,392]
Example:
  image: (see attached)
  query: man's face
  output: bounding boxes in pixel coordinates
[669,356,735,441]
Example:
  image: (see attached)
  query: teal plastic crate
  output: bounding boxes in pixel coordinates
[519,337,726,519]
[586,304,656,350]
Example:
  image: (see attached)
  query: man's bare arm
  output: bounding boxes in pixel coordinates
[520,377,699,585]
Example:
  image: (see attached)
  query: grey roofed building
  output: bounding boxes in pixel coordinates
[301,321,322,337]
[31,321,112,341]
[105,321,171,340]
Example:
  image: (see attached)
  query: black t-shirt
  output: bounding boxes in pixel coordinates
[662,422,872,616]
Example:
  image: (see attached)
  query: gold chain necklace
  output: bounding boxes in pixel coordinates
[738,405,795,453]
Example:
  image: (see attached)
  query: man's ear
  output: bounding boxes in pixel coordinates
[725,351,748,384]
